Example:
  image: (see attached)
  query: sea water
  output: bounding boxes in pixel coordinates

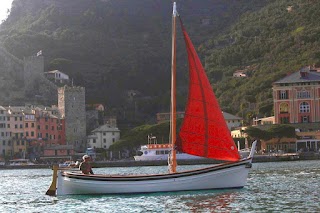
[0,160,319,213]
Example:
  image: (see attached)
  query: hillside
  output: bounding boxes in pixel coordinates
[0,0,278,124]
[204,0,320,120]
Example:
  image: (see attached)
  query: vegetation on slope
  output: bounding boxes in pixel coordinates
[0,0,269,125]
[204,0,320,120]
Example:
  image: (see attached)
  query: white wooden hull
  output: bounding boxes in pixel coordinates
[56,158,253,195]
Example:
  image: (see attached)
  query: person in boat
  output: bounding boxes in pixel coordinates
[79,155,94,175]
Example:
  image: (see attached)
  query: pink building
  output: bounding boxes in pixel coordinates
[273,67,320,124]
[36,109,66,146]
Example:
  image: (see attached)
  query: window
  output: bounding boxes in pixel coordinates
[20,124,23,129]
[31,131,34,137]
[15,124,18,129]
[15,117,17,121]
[93,139,96,143]
[112,138,115,143]
[103,133,106,136]
[26,132,29,137]
[17,140,20,145]
[20,117,22,121]
[3,140,5,146]
[45,125,48,130]
[279,103,289,113]
[297,90,311,99]
[25,123,28,128]
[112,132,115,136]
[7,124,10,128]
[7,117,10,121]
[21,141,24,145]
[279,90,288,99]
[51,126,54,130]
[299,102,310,113]
[31,123,35,128]
[103,139,106,143]
[37,125,40,130]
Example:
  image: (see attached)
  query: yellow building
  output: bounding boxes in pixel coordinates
[7,107,27,157]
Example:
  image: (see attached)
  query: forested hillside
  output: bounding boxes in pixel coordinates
[3,0,319,125]
[204,0,320,120]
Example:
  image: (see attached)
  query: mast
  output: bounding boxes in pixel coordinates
[169,2,177,173]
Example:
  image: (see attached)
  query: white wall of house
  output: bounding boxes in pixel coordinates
[87,124,120,149]
[55,71,69,81]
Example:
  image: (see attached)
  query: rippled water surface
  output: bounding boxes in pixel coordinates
[0,160,320,212]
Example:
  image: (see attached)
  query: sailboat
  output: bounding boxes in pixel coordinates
[46,2,257,196]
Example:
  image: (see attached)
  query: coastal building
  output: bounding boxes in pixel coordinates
[36,108,65,146]
[23,55,44,96]
[58,86,86,151]
[252,116,275,126]
[44,70,69,84]
[87,124,120,150]
[23,108,37,141]
[6,106,27,158]
[0,106,11,157]
[273,66,320,124]
[42,145,74,161]
[251,67,320,153]
[223,112,242,130]
[296,130,320,152]
[233,70,247,78]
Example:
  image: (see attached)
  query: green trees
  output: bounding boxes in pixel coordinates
[245,124,296,142]
[2,0,320,123]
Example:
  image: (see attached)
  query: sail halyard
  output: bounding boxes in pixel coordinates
[177,17,240,162]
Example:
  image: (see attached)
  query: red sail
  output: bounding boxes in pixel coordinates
[177,18,240,162]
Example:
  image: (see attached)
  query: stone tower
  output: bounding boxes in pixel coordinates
[23,55,44,96]
[58,85,86,151]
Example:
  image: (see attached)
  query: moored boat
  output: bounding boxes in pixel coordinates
[9,159,35,166]
[59,160,78,168]
[134,135,204,161]
[46,2,257,196]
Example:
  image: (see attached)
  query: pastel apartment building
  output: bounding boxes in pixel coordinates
[0,105,68,160]
[273,66,320,124]
[260,66,320,152]
[0,106,11,157]
[7,106,26,157]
